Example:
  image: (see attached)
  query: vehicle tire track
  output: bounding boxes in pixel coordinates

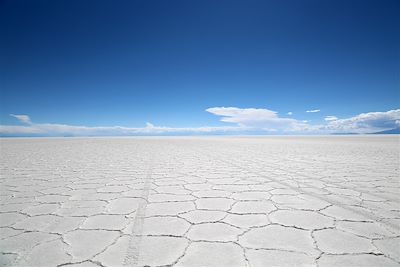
[123,152,154,267]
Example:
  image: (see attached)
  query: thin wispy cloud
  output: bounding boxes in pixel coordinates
[324,116,338,121]
[306,109,320,113]
[287,112,293,115]
[0,114,244,136]
[10,114,32,125]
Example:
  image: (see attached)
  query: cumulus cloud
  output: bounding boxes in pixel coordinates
[315,109,400,133]
[206,107,307,131]
[324,116,338,121]
[206,107,276,125]
[306,109,320,113]
[287,112,293,115]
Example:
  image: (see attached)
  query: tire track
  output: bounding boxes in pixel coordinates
[123,151,154,267]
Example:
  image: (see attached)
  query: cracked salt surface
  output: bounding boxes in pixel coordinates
[0,136,399,266]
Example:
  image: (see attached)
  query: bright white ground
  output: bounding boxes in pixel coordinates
[0,136,399,266]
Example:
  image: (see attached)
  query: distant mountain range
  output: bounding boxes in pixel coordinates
[330,127,400,135]
[371,127,400,134]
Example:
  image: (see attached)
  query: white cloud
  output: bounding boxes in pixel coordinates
[146,122,155,128]
[206,107,276,125]
[287,112,293,115]
[206,107,307,131]
[324,116,338,121]
[306,109,320,113]
[10,114,32,124]
[312,109,400,133]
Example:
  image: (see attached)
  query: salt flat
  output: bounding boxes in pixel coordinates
[0,136,399,267]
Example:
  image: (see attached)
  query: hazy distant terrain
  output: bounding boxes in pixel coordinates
[0,136,399,266]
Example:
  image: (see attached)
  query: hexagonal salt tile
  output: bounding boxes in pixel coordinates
[239,225,317,256]
[187,222,243,242]
[269,210,334,230]
[142,216,190,236]
[176,242,246,267]
[313,229,378,254]
[179,210,226,224]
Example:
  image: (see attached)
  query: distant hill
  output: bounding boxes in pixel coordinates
[371,128,400,134]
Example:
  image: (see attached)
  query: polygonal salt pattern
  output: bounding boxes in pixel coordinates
[0,136,399,266]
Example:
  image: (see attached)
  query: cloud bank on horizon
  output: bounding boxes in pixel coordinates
[1,108,399,136]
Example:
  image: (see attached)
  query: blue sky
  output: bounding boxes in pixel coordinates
[1,0,399,136]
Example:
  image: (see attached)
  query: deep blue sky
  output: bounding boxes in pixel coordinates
[1,0,399,129]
